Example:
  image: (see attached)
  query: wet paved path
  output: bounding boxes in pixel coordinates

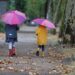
[0,32,75,75]
[0,72,28,75]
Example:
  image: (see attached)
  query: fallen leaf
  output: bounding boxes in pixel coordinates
[29,71,33,75]
[32,62,37,66]
[0,67,5,71]
[7,66,14,70]
[19,69,24,72]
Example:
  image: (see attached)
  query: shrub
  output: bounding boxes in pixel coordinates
[0,22,4,32]
[50,29,56,34]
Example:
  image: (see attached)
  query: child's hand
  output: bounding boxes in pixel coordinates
[36,33,38,36]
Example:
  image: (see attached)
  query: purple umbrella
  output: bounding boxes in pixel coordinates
[1,10,26,25]
[32,18,55,29]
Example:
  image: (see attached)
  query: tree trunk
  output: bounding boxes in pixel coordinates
[53,0,62,25]
[64,0,75,22]
[44,0,50,19]
[46,0,53,20]
[62,0,75,44]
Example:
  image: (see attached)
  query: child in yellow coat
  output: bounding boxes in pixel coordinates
[35,25,48,56]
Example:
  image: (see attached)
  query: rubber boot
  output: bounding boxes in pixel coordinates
[8,48,16,57]
[41,51,45,57]
[12,47,16,56]
[36,48,40,56]
[8,49,13,56]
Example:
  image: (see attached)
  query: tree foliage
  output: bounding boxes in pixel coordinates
[12,0,46,19]
[0,22,4,32]
[15,0,27,12]
[26,0,46,19]
[1,0,75,34]
[8,0,15,10]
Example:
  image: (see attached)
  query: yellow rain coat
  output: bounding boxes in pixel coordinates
[35,25,48,45]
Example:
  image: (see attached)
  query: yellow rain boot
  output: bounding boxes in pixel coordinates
[41,51,45,57]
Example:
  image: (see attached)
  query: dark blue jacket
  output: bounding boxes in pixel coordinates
[5,24,19,42]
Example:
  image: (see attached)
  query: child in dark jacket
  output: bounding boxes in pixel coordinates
[5,24,19,56]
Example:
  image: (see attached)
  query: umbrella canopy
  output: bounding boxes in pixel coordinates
[32,18,55,29]
[1,10,26,25]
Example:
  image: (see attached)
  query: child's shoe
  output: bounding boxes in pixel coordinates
[36,51,39,56]
[12,47,16,55]
[8,49,13,56]
[41,51,45,57]
[36,48,40,56]
[8,48,16,57]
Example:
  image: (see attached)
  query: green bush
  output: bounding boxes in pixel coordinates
[59,24,65,37]
[0,22,4,32]
[50,29,56,34]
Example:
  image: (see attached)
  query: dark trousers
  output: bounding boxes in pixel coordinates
[38,45,45,51]
[36,45,45,56]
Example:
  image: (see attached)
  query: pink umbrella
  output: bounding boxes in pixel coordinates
[32,18,55,29]
[1,10,26,25]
